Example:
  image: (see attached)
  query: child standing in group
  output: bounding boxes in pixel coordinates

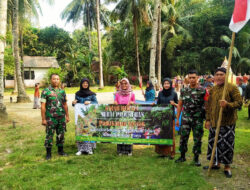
[33,83,40,109]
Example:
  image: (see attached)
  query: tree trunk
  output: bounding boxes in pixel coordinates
[0,0,8,118]
[12,0,30,103]
[86,2,92,51]
[96,0,104,88]
[157,2,162,88]
[133,16,141,79]
[11,39,18,94]
[20,27,25,87]
[149,0,160,85]
[12,69,18,94]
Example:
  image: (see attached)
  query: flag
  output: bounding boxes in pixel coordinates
[229,0,250,33]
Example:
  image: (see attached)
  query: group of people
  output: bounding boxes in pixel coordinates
[39,66,248,178]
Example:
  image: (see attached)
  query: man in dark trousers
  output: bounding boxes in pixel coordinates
[175,70,208,166]
[41,74,70,160]
[204,67,242,178]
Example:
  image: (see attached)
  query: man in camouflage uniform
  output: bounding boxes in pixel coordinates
[175,70,208,166]
[41,74,70,160]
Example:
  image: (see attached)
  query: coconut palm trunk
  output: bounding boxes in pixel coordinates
[96,0,104,88]
[149,0,160,85]
[13,70,18,94]
[86,2,92,51]
[12,0,30,103]
[157,1,162,88]
[20,27,25,87]
[133,15,141,79]
[0,0,8,117]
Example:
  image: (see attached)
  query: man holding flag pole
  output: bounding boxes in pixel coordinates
[204,0,248,178]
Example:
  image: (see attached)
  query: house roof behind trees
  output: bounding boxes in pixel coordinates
[23,56,59,68]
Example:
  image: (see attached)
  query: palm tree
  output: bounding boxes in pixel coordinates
[157,1,161,88]
[61,0,110,88]
[8,0,52,101]
[61,0,110,51]
[0,0,8,117]
[96,0,104,88]
[111,0,150,79]
[161,0,192,77]
[202,34,250,73]
[149,0,160,84]
[12,0,31,102]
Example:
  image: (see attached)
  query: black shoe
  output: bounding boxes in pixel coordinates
[46,148,52,160]
[58,146,67,156]
[203,165,220,170]
[194,160,201,166]
[175,157,186,163]
[194,155,201,167]
[224,170,232,178]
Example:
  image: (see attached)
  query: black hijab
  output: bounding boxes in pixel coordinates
[75,78,96,98]
[146,81,154,91]
[162,78,173,97]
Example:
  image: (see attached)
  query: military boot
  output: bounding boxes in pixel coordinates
[58,146,67,156]
[194,154,201,166]
[46,148,52,160]
[175,152,186,163]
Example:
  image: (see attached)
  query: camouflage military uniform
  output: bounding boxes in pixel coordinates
[41,86,67,148]
[179,86,206,155]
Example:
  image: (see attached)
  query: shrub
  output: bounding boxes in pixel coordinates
[43,68,67,87]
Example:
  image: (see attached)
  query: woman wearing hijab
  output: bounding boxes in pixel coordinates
[73,78,98,155]
[156,78,178,159]
[141,81,156,102]
[114,78,135,156]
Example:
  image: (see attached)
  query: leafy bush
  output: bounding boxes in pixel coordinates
[43,68,67,87]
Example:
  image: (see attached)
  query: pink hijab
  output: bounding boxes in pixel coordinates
[117,78,132,96]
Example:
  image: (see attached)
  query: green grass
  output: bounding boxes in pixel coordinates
[4,86,141,95]
[0,108,249,189]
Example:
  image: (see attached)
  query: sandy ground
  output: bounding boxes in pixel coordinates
[2,90,146,124]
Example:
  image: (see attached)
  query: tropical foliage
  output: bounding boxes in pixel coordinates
[1,0,250,90]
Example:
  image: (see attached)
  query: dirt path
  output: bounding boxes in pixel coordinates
[2,90,145,125]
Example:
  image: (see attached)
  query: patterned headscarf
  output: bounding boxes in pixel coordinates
[117,78,132,96]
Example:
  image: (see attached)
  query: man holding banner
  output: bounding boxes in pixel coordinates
[204,67,242,178]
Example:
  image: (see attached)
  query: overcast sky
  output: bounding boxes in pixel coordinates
[37,0,116,33]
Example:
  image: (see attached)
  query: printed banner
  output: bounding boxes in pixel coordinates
[75,104,174,145]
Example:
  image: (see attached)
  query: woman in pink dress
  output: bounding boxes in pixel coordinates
[114,78,135,156]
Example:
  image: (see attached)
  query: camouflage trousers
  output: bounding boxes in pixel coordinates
[45,116,66,148]
[179,115,204,155]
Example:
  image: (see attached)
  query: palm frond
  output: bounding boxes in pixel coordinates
[231,47,241,59]
[201,47,225,56]
[220,35,231,45]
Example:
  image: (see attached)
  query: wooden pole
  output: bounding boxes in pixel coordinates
[208,32,236,175]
